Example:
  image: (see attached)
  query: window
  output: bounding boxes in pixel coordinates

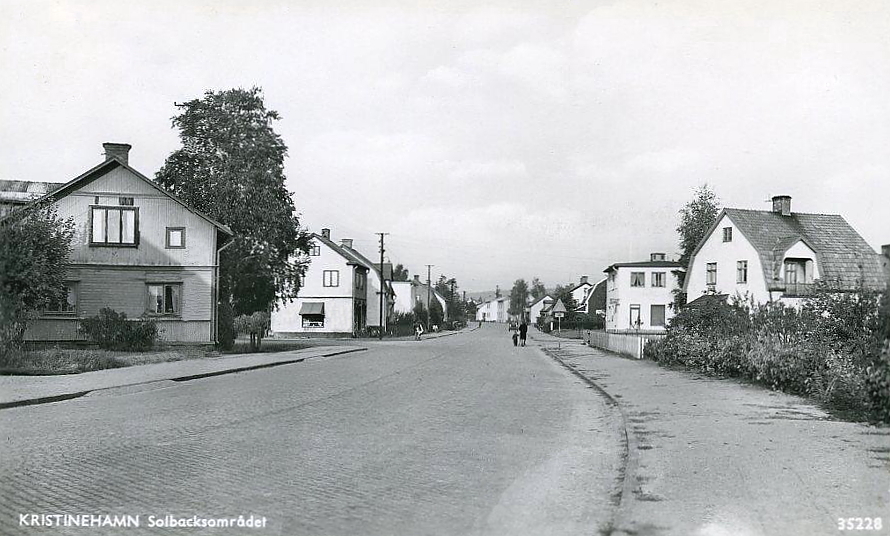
[651,305,666,327]
[652,272,666,287]
[147,284,181,315]
[119,197,134,206]
[355,272,366,291]
[309,244,321,256]
[165,227,185,249]
[323,270,340,287]
[302,315,324,328]
[629,305,641,328]
[722,227,733,242]
[706,263,717,285]
[737,261,748,284]
[784,261,799,284]
[46,283,77,314]
[91,206,138,246]
[630,272,645,287]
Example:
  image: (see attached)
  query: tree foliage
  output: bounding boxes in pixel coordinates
[392,264,409,282]
[677,184,720,267]
[551,283,579,322]
[529,277,547,300]
[0,205,74,356]
[509,279,529,316]
[155,87,310,316]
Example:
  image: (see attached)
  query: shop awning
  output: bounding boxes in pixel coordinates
[299,302,325,315]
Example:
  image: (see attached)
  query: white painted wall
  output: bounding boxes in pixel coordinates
[391,281,413,314]
[606,267,681,332]
[529,296,552,323]
[685,213,771,304]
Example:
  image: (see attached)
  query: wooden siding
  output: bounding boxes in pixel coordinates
[24,318,212,343]
[56,166,217,267]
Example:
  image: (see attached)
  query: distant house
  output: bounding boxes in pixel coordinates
[528,295,553,325]
[271,228,371,337]
[605,253,684,333]
[391,275,448,320]
[580,277,607,319]
[14,143,233,344]
[569,276,594,313]
[684,196,887,305]
[0,180,63,217]
[475,296,508,322]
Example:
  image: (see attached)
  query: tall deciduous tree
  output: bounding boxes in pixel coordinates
[530,277,547,300]
[0,205,74,356]
[677,184,721,267]
[156,88,310,316]
[509,279,529,317]
[392,264,409,282]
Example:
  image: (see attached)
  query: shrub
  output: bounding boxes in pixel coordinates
[234,311,269,351]
[866,340,890,422]
[79,308,158,351]
[217,301,235,350]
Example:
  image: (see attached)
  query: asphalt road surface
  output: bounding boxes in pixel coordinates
[0,325,624,536]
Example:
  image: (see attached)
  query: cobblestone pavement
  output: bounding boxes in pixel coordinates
[0,324,623,536]
[534,334,890,536]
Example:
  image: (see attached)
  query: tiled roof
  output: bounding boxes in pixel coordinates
[723,208,886,291]
[0,180,63,203]
[685,293,729,309]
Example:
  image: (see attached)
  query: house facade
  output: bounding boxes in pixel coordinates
[338,239,394,331]
[605,253,683,333]
[569,276,594,313]
[20,143,233,344]
[528,295,553,324]
[271,229,371,337]
[684,196,887,305]
[391,275,449,320]
[475,296,507,322]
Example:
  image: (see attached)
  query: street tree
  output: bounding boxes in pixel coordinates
[155,87,311,322]
[509,279,529,317]
[677,184,720,267]
[392,264,409,281]
[0,205,74,357]
[530,277,547,300]
[551,283,579,323]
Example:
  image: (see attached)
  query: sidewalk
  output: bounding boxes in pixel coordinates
[0,345,365,409]
[530,332,890,536]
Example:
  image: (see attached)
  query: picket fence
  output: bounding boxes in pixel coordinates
[583,330,666,359]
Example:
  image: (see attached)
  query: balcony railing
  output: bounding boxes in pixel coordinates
[782,282,816,297]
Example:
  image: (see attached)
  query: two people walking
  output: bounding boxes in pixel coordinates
[512,321,528,347]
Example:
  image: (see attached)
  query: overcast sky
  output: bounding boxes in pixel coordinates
[2,0,889,292]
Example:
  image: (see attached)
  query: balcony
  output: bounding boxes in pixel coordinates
[782,282,816,297]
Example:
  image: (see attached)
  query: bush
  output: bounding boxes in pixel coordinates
[217,301,235,350]
[79,308,159,351]
[234,311,269,351]
[866,341,890,422]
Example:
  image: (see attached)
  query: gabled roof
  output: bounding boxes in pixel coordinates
[685,293,729,309]
[582,278,607,309]
[0,180,64,204]
[19,157,232,235]
[528,295,553,308]
[689,208,886,292]
[340,245,394,295]
[312,233,370,270]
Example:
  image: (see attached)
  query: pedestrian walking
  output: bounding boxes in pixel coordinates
[519,321,528,347]
[414,322,424,341]
[512,331,519,346]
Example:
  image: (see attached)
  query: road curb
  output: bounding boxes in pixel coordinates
[0,347,368,411]
[539,344,640,536]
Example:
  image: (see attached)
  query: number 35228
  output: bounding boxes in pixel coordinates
[838,517,883,531]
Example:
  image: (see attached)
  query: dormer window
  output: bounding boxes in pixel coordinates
[722,227,732,242]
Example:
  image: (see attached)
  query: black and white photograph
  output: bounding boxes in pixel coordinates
[1,1,889,535]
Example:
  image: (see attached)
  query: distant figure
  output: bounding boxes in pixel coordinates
[478,320,482,328]
[414,322,424,341]
[519,321,528,347]
[432,324,439,333]
[512,331,519,346]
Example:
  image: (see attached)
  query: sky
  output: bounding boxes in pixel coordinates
[2,0,889,293]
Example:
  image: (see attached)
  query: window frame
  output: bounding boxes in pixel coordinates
[629,304,642,328]
[650,304,666,327]
[146,283,182,317]
[630,272,645,287]
[737,260,748,284]
[301,314,325,328]
[165,227,186,249]
[44,282,78,316]
[784,261,799,284]
[309,245,321,256]
[706,263,718,285]
[323,270,340,287]
[651,272,666,288]
[90,205,139,247]
[722,227,733,242]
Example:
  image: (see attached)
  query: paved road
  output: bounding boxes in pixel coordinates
[0,324,623,536]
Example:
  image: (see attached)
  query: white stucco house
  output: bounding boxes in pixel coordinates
[528,295,553,324]
[391,275,448,320]
[604,253,684,333]
[475,296,508,322]
[684,195,887,306]
[568,276,594,313]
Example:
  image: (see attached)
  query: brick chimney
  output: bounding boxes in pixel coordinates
[103,142,131,165]
[772,195,792,216]
[580,275,589,285]
[340,239,353,249]
[650,253,666,261]
[321,228,331,240]
[882,244,890,259]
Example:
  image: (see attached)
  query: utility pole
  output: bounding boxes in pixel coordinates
[450,278,455,324]
[377,233,389,340]
[426,264,433,331]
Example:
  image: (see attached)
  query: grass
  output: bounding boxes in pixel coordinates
[222,338,314,354]
[0,346,207,376]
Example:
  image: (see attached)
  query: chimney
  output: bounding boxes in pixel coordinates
[882,244,890,259]
[771,195,792,216]
[321,228,331,240]
[340,238,353,249]
[650,253,666,262]
[103,142,131,165]
[580,275,589,285]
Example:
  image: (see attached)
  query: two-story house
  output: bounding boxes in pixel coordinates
[271,228,370,337]
[475,296,508,322]
[604,253,683,333]
[684,196,887,305]
[19,143,233,344]
[338,239,395,332]
[392,275,448,320]
[569,276,594,313]
[528,295,553,325]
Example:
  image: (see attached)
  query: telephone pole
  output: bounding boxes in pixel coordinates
[426,264,433,331]
[377,233,389,341]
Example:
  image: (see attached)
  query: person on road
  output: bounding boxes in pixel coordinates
[519,321,528,347]
[512,330,519,346]
[414,322,424,341]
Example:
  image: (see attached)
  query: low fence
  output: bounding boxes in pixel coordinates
[583,330,666,359]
